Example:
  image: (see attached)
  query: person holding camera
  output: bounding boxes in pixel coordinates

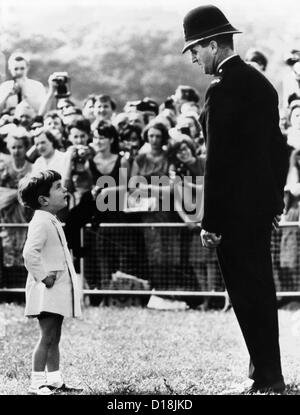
[119,124,144,174]
[0,53,46,114]
[39,72,71,117]
[56,118,94,210]
[176,112,206,155]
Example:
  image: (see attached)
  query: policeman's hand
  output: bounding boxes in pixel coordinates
[200,229,222,248]
[42,272,56,288]
[272,215,281,231]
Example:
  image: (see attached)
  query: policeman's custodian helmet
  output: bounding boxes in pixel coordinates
[182,4,241,54]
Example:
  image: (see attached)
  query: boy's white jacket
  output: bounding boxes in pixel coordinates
[23,210,82,318]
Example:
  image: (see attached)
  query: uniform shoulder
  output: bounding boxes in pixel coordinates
[205,77,223,99]
[207,77,222,92]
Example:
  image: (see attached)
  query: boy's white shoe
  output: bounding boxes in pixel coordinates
[28,385,54,395]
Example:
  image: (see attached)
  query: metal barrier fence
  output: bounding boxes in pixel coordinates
[1,222,300,299]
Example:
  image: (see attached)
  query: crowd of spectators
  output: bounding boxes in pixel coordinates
[1,49,300,303]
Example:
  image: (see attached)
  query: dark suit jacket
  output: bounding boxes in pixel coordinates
[199,55,289,234]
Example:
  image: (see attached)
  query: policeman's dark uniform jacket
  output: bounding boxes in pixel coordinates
[183,5,289,390]
[200,56,288,234]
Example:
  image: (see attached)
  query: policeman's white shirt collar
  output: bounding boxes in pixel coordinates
[217,54,239,73]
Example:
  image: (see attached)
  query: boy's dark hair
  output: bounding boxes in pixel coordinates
[67,118,91,136]
[18,170,62,210]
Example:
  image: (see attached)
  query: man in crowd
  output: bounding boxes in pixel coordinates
[0,52,46,114]
[182,5,289,394]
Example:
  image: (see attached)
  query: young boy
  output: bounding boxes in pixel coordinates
[18,169,82,395]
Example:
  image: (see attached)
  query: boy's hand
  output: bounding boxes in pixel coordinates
[42,272,56,288]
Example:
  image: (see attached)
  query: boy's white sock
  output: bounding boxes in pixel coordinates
[30,371,46,388]
[46,370,63,387]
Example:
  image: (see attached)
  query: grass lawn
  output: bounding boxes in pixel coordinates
[0,303,300,395]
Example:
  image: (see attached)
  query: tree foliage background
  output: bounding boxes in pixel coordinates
[0,0,299,109]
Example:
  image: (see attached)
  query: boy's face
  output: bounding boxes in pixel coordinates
[40,180,68,213]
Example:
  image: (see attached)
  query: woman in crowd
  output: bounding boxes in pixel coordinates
[63,118,94,207]
[129,121,177,289]
[31,127,71,221]
[64,121,130,283]
[0,127,32,282]
[88,120,129,186]
[168,135,223,307]
[31,127,68,178]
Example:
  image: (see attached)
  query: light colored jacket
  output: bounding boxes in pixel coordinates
[23,210,82,318]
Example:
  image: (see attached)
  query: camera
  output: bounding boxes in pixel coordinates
[73,145,91,162]
[51,72,71,98]
[164,96,176,111]
[179,126,191,136]
[284,50,300,66]
[72,144,94,173]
